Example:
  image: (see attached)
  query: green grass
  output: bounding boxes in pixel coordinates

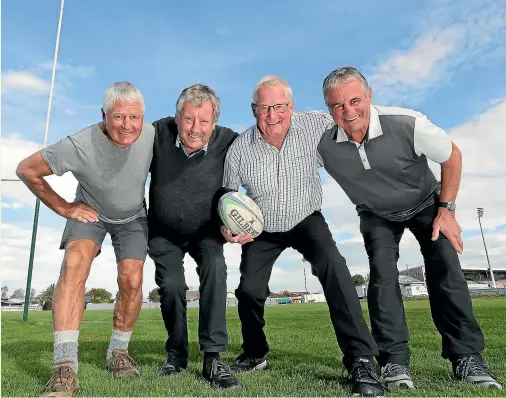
[2,298,505,397]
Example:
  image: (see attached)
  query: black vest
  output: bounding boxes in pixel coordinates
[148,117,237,242]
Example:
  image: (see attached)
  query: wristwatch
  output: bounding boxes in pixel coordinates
[439,201,456,211]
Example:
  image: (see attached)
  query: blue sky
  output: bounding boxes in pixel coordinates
[2,0,506,296]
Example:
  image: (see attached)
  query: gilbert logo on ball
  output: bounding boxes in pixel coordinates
[218,192,264,238]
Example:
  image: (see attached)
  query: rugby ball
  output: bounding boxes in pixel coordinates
[218,192,264,238]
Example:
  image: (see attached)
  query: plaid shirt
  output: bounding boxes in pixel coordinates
[223,111,334,232]
[175,134,209,157]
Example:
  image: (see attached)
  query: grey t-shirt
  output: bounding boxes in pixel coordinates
[42,123,155,224]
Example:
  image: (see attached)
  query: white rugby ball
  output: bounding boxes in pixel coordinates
[218,192,264,238]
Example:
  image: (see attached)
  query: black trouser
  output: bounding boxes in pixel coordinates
[359,204,485,367]
[235,211,378,370]
[148,234,228,367]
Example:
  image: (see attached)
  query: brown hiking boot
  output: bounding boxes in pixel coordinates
[107,349,140,377]
[42,362,78,397]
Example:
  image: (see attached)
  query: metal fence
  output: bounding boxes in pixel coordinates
[1,304,42,312]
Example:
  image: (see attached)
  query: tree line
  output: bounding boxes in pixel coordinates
[2,275,368,309]
[2,284,117,310]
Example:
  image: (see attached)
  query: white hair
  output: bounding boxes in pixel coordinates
[102,81,145,114]
[252,75,293,103]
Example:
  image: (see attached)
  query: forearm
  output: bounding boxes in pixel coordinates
[439,143,462,202]
[18,172,70,217]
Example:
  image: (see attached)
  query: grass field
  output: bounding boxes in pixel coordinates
[1,298,505,397]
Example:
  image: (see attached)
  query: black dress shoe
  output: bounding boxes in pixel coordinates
[202,359,241,389]
[158,361,186,377]
[348,357,386,397]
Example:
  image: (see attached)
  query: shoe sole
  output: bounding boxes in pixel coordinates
[455,376,503,389]
[236,360,267,372]
[385,379,414,389]
[200,377,242,389]
[351,384,385,397]
[465,380,503,389]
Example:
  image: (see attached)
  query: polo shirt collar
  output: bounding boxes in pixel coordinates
[333,105,383,143]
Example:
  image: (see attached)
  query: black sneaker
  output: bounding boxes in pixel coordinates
[203,359,241,389]
[453,355,502,389]
[381,363,414,389]
[235,353,267,372]
[349,357,386,397]
[158,360,186,377]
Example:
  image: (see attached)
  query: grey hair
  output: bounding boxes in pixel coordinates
[322,67,370,107]
[175,84,221,123]
[252,75,293,104]
[102,81,145,114]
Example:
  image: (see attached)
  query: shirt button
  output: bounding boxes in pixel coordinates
[362,158,367,162]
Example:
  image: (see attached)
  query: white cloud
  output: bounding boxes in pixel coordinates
[37,61,95,79]
[2,71,50,93]
[4,202,25,209]
[369,0,506,104]
[0,221,245,297]
[1,134,79,206]
[371,27,460,89]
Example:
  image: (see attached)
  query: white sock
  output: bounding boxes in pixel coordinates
[106,329,132,361]
[54,330,80,372]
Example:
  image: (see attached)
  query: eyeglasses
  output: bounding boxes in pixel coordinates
[252,103,290,114]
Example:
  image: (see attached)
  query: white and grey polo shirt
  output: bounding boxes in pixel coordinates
[318,105,452,221]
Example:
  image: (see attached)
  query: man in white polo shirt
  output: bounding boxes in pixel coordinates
[318,66,502,390]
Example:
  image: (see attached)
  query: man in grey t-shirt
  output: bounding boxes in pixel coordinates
[16,81,155,396]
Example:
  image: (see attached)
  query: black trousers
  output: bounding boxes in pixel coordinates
[235,211,378,369]
[148,234,228,367]
[359,203,485,366]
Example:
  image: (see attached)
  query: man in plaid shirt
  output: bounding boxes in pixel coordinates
[222,75,385,397]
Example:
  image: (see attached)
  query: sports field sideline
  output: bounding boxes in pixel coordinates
[2,298,505,397]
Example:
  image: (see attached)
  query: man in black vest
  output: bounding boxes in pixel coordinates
[148,84,240,389]
[318,66,502,390]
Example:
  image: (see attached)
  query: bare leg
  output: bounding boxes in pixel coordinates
[106,259,144,376]
[113,258,144,331]
[53,239,98,331]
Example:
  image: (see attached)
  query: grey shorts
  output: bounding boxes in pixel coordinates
[60,217,148,263]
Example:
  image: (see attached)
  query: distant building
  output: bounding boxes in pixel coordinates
[398,265,426,282]
[354,275,428,299]
[399,265,506,288]
[186,290,200,301]
[356,285,367,299]
[398,275,428,298]
[303,293,327,303]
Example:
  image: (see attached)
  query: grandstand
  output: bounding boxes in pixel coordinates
[399,265,506,288]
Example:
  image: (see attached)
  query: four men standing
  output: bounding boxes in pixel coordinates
[16,70,502,396]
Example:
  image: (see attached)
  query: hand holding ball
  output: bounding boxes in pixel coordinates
[218,192,264,238]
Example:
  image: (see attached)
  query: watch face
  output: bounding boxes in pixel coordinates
[441,202,456,211]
